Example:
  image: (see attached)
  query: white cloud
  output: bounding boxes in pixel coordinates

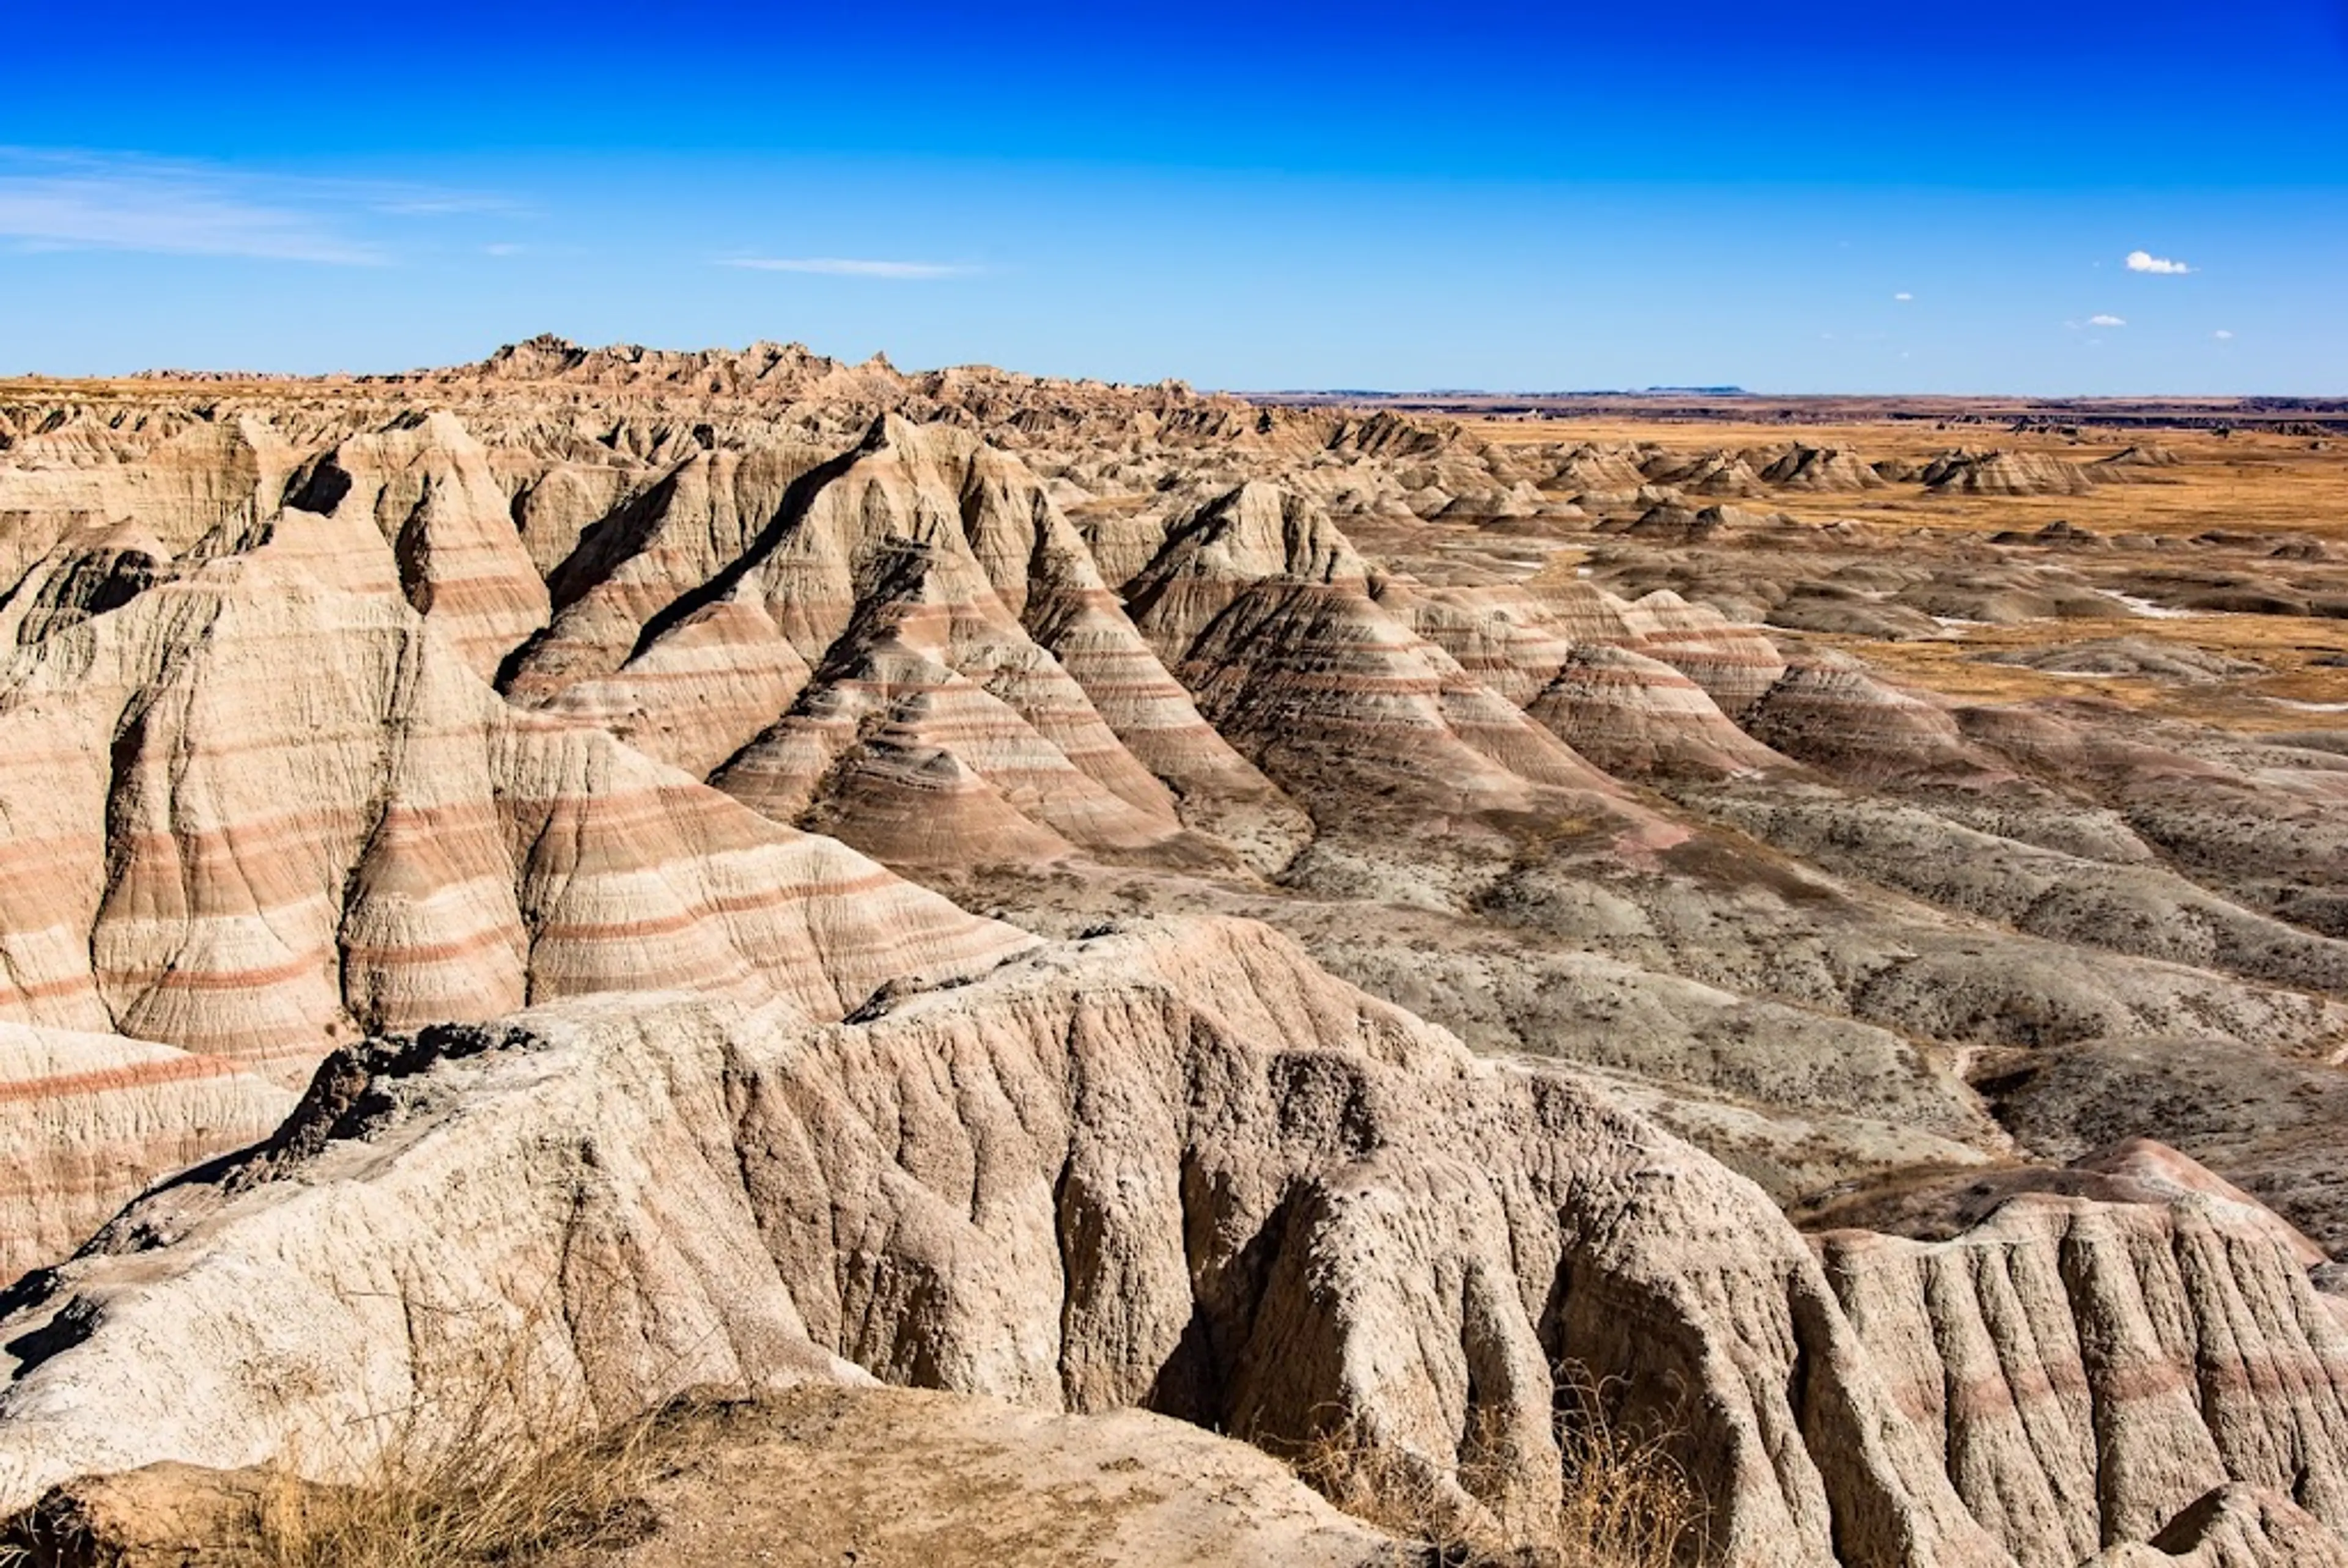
[723,256,972,279]
[2089,314,2127,327]
[0,148,515,266]
[0,171,383,263]
[2125,249,2192,275]
[1893,292,1913,301]
[372,193,522,218]
[2213,329,2235,340]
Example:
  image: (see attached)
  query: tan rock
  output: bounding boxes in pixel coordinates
[4,919,2340,1562]
[0,1023,292,1281]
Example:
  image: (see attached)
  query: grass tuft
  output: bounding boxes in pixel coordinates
[1287,1365,1704,1567]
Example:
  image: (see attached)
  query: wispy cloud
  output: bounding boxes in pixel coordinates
[0,149,515,265]
[2089,314,2127,327]
[2213,329,2235,340]
[2125,249,2192,275]
[722,256,973,279]
[1893,291,1913,301]
[372,193,523,218]
[0,174,383,263]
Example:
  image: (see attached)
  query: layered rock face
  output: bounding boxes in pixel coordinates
[2,920,2342,1568]
[0,1023,290,1281]
[0,540,1022,1069]
[2,344,2346,1564]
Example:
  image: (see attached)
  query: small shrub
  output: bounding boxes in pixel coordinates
[249,1278,666,1567]
[248,1413,661,1568]
[1288,1366,1704,1567]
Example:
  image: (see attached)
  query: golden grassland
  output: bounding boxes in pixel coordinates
[1473,418,2348,540]
[1474,414,2348,727]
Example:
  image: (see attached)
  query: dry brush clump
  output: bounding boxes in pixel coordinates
[239,1273,676,1568]
[240,1413,663,1568]
[0,1278,674,1568]
[1287,1367,1705,1567]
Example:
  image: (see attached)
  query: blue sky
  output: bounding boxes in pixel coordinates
[2,1,2342,392]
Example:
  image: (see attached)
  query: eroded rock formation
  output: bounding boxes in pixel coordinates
[1,921,2341,1567]
[1,342,2344,1564]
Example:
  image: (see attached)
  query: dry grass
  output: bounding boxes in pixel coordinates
[0,1316,670,1568]
[1466,416,2348,543]
[1287,1367,1704,1567]
[244,1281,670,1568]
[245,1418,662,1568]
[1460,410,2348,729]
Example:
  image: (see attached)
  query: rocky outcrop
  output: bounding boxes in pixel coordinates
[289,413,551,679]
[1921,449,2098,497]
[0,522,1025,1075]
[1526,644,1790,777]
[6,1388,1401,1568]
[0,1023,292,1281]
[0,919,2339,1565]
[1820,1194,2348,1566]
[2088,1485,2348,1566]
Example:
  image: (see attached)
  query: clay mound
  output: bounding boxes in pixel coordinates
[1614,589,1791,712]
[1891,575,2136,625]
[504,441,830,713]
[1922,449,2098,496]
[2092,443,2183,480]
[1766,584,1951,641]
[1526,644,1792,778]
[1640,449,1768,497]
[509,416,1271,870]
[1005,497,1291,838]
[1978,637,2266,683]
[2176,584,2313,616]
[1989,518,2110,549]
[287,413,551,679]
[1755,444,1887,491]
[1375,580,1580,705]
[0,1023,294,1281]
[1617,499,1788,543]
[1741,651,1992,781]
[1546,443,1648,493]
[1121,484,1626,814]
[1120,479,1369,657]
[537,598,814,777]
[1166,575,1617,809]
[709,613,1188,867]
[2,918,2342,1566]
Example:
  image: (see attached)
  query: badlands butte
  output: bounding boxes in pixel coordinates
[0,335,2345,1565]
